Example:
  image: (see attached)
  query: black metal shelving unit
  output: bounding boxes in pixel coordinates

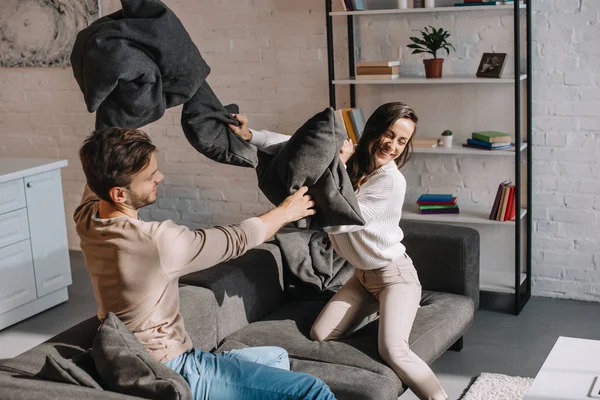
[325,1,532,315]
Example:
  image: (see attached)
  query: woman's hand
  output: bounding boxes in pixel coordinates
[339,139,355,165]
[228,114,252,141]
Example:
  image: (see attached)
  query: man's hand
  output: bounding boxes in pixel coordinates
[339,139,355,165]
[228,114,252,141]
[258,186,316,240]
[277,186,316,223]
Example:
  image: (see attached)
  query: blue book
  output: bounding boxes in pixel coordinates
[417,194,454,203]
[467,138,511,148]
[351,0,366,10]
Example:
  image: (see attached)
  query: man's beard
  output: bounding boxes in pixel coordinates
[127,190,157,210]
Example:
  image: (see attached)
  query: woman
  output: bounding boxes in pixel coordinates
[230,102,448,400]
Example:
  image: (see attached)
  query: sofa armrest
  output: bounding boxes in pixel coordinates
[179,243,284,343]
[401,221,480,309]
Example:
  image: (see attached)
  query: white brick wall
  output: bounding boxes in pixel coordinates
[0,0,598,302]
[532,0,600,301]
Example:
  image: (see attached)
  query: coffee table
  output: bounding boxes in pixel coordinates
[524,336,600,400]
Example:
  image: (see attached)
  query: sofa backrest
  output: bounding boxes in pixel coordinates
[401,221,480,309]
[179,243,285,343]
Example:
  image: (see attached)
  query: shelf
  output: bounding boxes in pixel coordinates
[330,5,526,16]
[481,270,527,293]
[333,75,527,85]
[413,142,527,156]
[402,203,527,225]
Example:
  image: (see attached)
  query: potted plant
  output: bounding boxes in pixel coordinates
[441,129,453,148]
[407,26,455,79]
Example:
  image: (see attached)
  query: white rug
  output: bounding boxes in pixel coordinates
[458,373,534,400]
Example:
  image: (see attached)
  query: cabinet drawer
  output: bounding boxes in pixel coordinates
[0,208,30,249]
[0,240,37,315]
[0,179,26,215]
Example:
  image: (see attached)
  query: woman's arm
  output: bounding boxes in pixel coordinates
[229,114,290,155]
[249,129,290,155]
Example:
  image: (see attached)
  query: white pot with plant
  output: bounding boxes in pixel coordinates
[441,129,453,148]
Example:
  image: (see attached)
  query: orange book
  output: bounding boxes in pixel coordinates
[341,108,358,144]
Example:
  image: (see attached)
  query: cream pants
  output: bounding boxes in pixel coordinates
[310,255,448,400]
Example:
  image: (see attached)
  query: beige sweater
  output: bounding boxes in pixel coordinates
[74,187,266,363]
[250,129,407,270]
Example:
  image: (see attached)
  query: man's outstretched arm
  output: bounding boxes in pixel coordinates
[152,187,315,280]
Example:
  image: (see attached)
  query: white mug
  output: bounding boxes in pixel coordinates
[398,0,408,8]
[425,0,435,7]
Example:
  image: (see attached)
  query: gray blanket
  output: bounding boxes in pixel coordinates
[70,0,257,167]
[273,228,354,299]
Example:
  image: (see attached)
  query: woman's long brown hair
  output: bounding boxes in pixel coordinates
[346,102,418,191]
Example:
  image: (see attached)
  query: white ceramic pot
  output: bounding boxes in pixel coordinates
[441,135,452,148]
[398,0,408,8]
[425,0,435,8]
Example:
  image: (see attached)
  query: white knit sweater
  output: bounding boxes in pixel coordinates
[249,129,407,270]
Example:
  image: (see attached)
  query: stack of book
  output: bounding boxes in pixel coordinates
[417,194,459,215]
[413,137,442,149]
[334,108,366,144]
[356,61,400,80]
[463,131,514,151]
[489,180,516,221]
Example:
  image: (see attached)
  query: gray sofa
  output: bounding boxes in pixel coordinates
[0,221,479,400]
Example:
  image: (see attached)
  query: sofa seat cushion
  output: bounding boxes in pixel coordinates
[223,291,475,393]
[290,358,399,400]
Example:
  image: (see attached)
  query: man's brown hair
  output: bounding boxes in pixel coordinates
[79,127,157,202]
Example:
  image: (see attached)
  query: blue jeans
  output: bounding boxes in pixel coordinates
[165,346,336,400]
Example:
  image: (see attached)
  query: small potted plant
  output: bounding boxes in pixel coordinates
[441,129,453,148]
[407,26,455,79]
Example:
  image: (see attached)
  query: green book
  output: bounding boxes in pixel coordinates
[472,131,512,143]
[419,204,459,210]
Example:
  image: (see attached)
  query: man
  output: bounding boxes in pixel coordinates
[75,127,335,400]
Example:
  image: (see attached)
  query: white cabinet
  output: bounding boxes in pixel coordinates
[0,158,71,330]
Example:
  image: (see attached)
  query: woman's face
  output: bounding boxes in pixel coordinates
[373,118,416,168]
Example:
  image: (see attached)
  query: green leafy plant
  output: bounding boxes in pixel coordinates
[407,26,455,60]
[442,129,453,136]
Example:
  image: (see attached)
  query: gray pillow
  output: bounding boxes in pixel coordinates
[256,107,364,229]
[90,313,192,400]
[37,353,103,389]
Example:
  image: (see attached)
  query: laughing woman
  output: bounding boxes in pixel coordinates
[230,102,448,400]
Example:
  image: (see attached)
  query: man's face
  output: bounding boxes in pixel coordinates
[124,152,164,209]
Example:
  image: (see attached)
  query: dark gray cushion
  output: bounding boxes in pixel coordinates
[290,358,399,400]
[90,313,192,400]
[256,107,364,229]
[37,352,102,389]
[70,0,257,168]
[71,0,208,130]
[180,244,284,343]
[272,228,354,300]
[181,81,258,167]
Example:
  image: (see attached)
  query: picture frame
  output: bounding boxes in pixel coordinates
[476,52,507,78]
